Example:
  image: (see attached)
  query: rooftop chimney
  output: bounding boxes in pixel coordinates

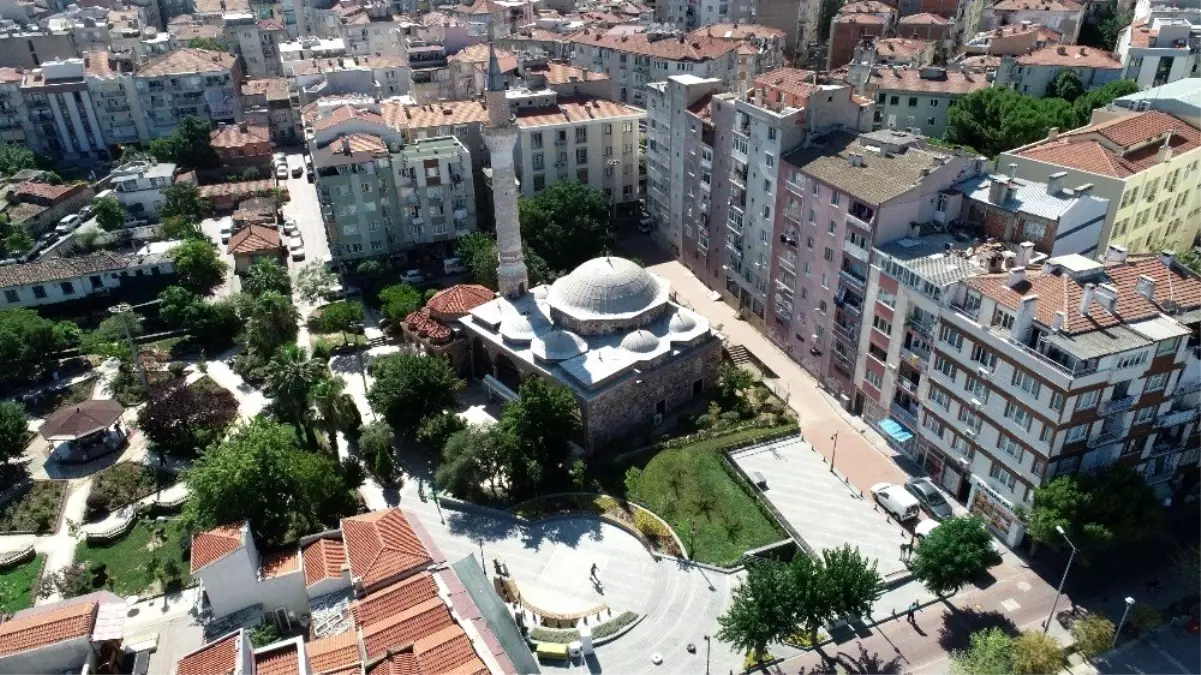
[340,136,351,154]
[1007,162,1018,181]
[1158,250,1176,270]
[1136,274,1156,301]
[1104,243,1127,263]
[1047,127,1058,141]
[1008,266,1027,288]
[1012,294,1038,342]
[1051,310,1065,332]
[1079,282,1095,316]
[1095,283,1118,313]
[1017,241,1034,267]
[1073,183,1094,196]
[1158,134,1174,163]
[989,176,1008,204]
[1046,171,1065,195]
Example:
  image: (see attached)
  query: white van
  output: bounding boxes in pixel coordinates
[443,257,466,275]
[55,214,82,235]
[870,483,921,522]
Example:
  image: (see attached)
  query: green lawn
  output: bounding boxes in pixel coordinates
[0,554,44,613]
[75,519,193,597]
[624,426,789,565]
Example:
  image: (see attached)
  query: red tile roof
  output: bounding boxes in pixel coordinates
[876,38,934,59]
[313,105,387,133]
[567,29,740,61]
[361,597,455,659]
[449,44,518,73]
[1016,44,1121,68]
[688,23,784,40]
[228,224,283,255]
[992,0,1081,10]
[352,573,441,628]
[514,96,644,127]
[840,0,895,12]
[140,48,237,77]
[15,180,76,202]
[426,284,495,317]
[211,123,270,149]
[967,255,1201,335]
[191,524,244,573]
[0,67,22,83]
[306,631,362,675]
[381,101,489,131]
[198,179,275,199]
[257,18,284,31]
[898,12,949,23]
[869,66,988,94]
[412,624,487,675]
[254,642,301,675]
[835,13,887,23]
[176,631,241,675]
[404,308,453,341]
[524,60,609,85]
[753,67,818,100]
[85,51,119,78]
[260,550,301,579]
[342,509,432,590]
[0,602,97,657]
[303,538,348,587]
[1014,111,1201,178]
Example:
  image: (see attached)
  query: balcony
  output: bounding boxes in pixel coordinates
[843,240,870,263]
[1087,428,1123,449]
[727,243,743,259]
[1158,408,1200,428]
[731,167,747,186]
[779,256,796,274]
[1175,378,1201,395]
[896,377,920,395]
[1099,396,1135,416]
[832,322,856,343]
[904,318,932,338]
[785,179,804,195]
[839,269,866,292]
[846,211,872,232]
[453,208,467,220]
[891,402,920,427]
[900,345,929,369]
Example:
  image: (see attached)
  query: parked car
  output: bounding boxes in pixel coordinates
[55,214,82,235]
[288,235,304,251]
[283,219,299,236]
[273,152,286,165]
[904,477,953,520]
[275,164,289,180]
[870,483,920,522]
[401,269,425,284]
[220,222,233,244]
[291,164,303,178]
[291,245,306,261]
[442,257,466,275]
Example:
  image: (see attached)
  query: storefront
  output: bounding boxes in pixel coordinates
[917,436,970,501]
[967,474,1026,548]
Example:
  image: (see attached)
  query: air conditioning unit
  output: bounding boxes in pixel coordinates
[964,427,976,437]
[653,413,663,426]
[971,398,983,409]
[976,366,991,376]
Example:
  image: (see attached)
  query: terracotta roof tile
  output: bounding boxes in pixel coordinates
[352,573,441,628]
[754,67,817,101]
[426,284,495,316]
[227,224,283,255]
[839,0,895,12]
[198,179,275,198]
[381,100,489,131]
[211,124,270,149]
[689,23,784,40]
[255,642,301,675]
[514,96,643,127]
[190,524,244,573]
[868,66,989,95]
[449,44,517,73]
[242,78,289,101]
[967,255,1201,334]
[0,601,97,657]
[85,51,119,78]
[567,29,739,61]
[0,67,22,83]
[835,13,887,23]
[992,0,1081,11]
[342,509,432,590]
[1016,44,1121,68]
[1015,111,1201,178]
[898,12,949,23]
[16,180,77,201]
[139,48,236,77]
[257,18,284,31]
[0,252,137,288]
[304,538,348,587]
[260,550,301,579]
[313,105,387,132]
[524,60,609,85]
[412,624,486,674]
[176,631,241,675]
[306,631,361,675]
[404,308,453,341]
[876,38,934,58]
[169,23,225,41]
[365,650,419,675]
[361,597,454,659]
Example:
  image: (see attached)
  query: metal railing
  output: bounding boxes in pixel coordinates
[1087,428,1123,449]
[1099,396,1135,415]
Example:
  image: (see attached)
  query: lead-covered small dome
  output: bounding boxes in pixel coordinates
[499,313,539,343]
[668,311,697,334]
[548,257,665,319]
[620,329,660,354]
[531,329,588,361]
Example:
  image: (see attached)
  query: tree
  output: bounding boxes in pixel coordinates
[716,560,796,665]
[1100,8,1134,50]
[263,345,325,443]
[318,301,363,336]
[137,378,238,456]
[34,563,93,600]
[358,421,398,485]
[518,181,610,272]
[243,258,292,297]
[147,116,220,170]
[911,515,997,595]
[1071,79,1139,126]
[82,311,143,364]
[160,215,204,240]
[356,259,388,298]
[170,238,228,296]
[789,553,835,644]
[159,181,212,221]
[416,411,466,449]
[0,400,28,464]
[944,87,1077,158]
[182,417,356,545]
[188,37,225,51]
[0,309,73,385]
[817,0,847,42]
[437,425,508,497]
[1070,615,1114,659]
[457,232,499,290]
[950,628,1013,675]
[1012,631,1063,675]
[1049,70,1084,103]
[310,376,358,451]
[92,196,126,231]
[242,290,299,358]
[368,353,463,435]
[371,438,397,485]
[4,229,32,256]
[295,261,337,303]
[1026,465,1160,560]
[158,286,240,349]
[0,144,36,175]
[378,283,422,323]
[718,362,755,403]
[820,545,883,623]
[497,377,580,496]
[1178,250,1201,275]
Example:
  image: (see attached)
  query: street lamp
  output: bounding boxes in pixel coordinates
[1113,597,1135,648]
[829,431,839,473]
[1042,525,1077,633]
[703,634,711,675]
[109,303,149,390]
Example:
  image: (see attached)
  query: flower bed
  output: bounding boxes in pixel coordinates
[87,462,176,521]
[0,481,67,534]
[511,493,684,558]
[529,611,640,644]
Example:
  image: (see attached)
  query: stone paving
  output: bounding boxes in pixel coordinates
[730,436,912,579]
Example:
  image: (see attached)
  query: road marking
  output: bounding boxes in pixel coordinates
[1152,641,1191,673]
[1001,598,1021,612]
[1017,581,1031,592]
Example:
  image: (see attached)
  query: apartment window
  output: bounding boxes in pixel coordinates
[1039,425,1052,443]
[1132,406,1155,425]
[992,309,1015,331]
[1004,401,1033,431]
[1012,370,1041,397]
[939,325,963,351]
[989,462,1018,491]
[1116,351,1148,369]
[767,127,777,141]
[764,179,772,193]
[371,240,382,251]
[877,289,897,308]
[823,247,833,262]
[958,407,983,433]
[1076,389,1100,410]
[923,412,945,439]
[623,121,634,132]
[821,273,829,288]
[1156,336,1180,356]
[934,355,957,382]
[865,369,883,388]
[872,315,892,334]
[964,375,989,403]
[806,236,814,249]
[924,386,949,412]
[828,220,836,234]
[889,95,899,105]
[819,300,828,312]
[1065,423,1088,442]
[604,145,613,157]
[368,221,379,231]
[60,282,74,295]
[812,182,820,197]
[970,344,997,369]
[577,168,588,182]
[998,435,1025,462]
[575,127,587,143]
[1050,392,1065,411]
[603,123,612,135]
[531,132,543,149]
[32,285,46,299]
[532,154,544,170]
[361,182,373,193]
[831,192,841,207]
[576,148,588,164]
[1145,372,1169,392]
[3,289,16,303]
[809,209,816,223]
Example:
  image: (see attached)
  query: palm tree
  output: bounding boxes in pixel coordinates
[311,376,358,452]
[264,345,325,446]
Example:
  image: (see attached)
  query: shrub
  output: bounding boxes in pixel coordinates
[249,623,280,648]
[744,650,775,671]
[35,563,93,599]
[593,611,638,639]
[1126,604,1162,637]
[416,412,466,449]
[530,626,580,643]
[311,338,332,361]
[1071,614,1115,658]
[719,411,743,426]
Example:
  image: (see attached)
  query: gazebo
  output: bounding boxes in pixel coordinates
[39,400,128,463]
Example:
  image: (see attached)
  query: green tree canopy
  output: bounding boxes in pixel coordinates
[311,376,359,451]
[157,286,239,349]
[81,311,143,364]
[497,377,580,496]
[436,425,507,497]
[137,378,238,456]
[911,515,998,595]
[1177,250,1201,275]
[355,259,388,298]
[170,238,228,296]
[3,229,32,257]
[187,37,225,51]
[317,301,363,335]
[93,196,126,231]
[716,559,797,664]
[159,181,212,221]
[264,345,326,443]
[951,628,1014,675]
[160,216,204,240]
[518,181,611,272]
[820,544,883,623]
[1050,70,1084,103]
[181,417,357,545]
[368,353,463,435]
[295,261,338,303]
[378,283,422,323]
[1071,79,1140,126]
[944,87,1077,158]
[147,116,220,170]
[243,258,292,297]
[1070,614,1115,658]
[241,290,299,358]
[0,309,74,385]
[455,232,551,291]
[0,400,28,464]
[0,144,36,175]
[1026,464,1160,560]
[1012,630,1064,675]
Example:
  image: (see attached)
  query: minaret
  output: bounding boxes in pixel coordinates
[483,37,529,299]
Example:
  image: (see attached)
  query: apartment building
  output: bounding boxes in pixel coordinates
[769,130,978,399]
[753,0,822,58]
[134,48,241,139]
[84,51,149,153]
[1102,78,1200,127]
[448,43,517,101]
[110,161,177,221]
[979,0,1085,43]
[309,107,476,266]
[285,55,405,107]
[963,22,1060,56]
[0,29,77,69]
[999,110,1201,256]
[242,77,297,143]
[867,66,989,139]
[0,67,30,148]
[873,38,936,67]
[511,91,645,208]
[224,13,286,78]
[860,245,1201,546]
[896,14,954,44]
[828,6,895,70]
[651,0,755,31]
[1117,10,1201,89]
[994,45,1123,98]
[19,59,111,164]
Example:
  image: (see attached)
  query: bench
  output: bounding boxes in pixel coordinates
[751,471,767,489]
[535,642,570,660]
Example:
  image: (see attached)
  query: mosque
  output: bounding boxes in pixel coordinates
[453,42,722,451]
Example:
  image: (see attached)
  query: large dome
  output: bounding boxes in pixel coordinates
[547,257,666,320]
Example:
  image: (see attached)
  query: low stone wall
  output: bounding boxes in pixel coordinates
[0,545,35,571]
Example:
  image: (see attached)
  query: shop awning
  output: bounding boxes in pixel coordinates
[879,418,913,444]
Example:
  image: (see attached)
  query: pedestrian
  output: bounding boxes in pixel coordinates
[907,601,919,623]
[590,563,599,579]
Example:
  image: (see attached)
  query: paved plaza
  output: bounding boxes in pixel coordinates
[730,436,912,579]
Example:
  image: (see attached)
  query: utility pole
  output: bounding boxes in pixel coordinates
[829,431,839,473]
[110,303,149,390]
